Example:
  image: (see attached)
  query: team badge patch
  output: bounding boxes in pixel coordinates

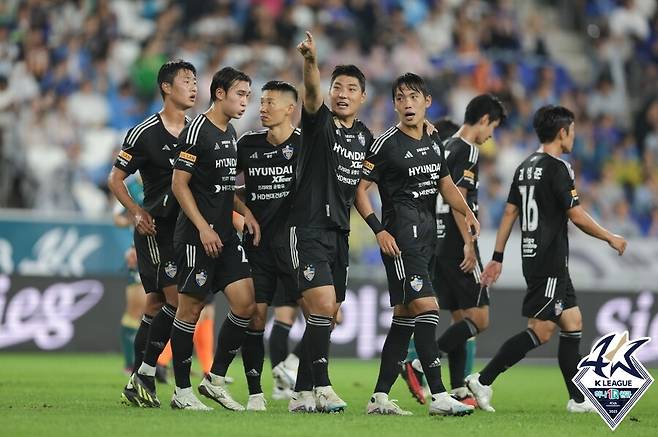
[410,275,423,292]
[357,132,366,147]
[554,299,563,316]
[303,265,315,281]
[195,269,208,286]
[431,141,441,157]
[164,261,177,278]
[573,331,653,430]
[282,145,293,160]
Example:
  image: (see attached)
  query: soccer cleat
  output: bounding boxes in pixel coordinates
[272,362,297,391]
[567,398,597,413]
[450,387,478,408]
[247,393,267,411]
[132,373,161,408]
[429,392,475,416]
[366,393,413,416]
[272,385,294,400]
[288,391,317,413]
[400,361,426,404]
[170,387,213,411]
[465,373,495,412]
[314,386,347,413]
[120,385,143,407]
[198,375,245,411]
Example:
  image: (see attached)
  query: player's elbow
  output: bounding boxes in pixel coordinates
[566,206,585,226]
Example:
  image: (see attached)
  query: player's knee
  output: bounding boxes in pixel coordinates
[232,301,256,319]
[145,300,164,316]
[533,326,555,344]
[250,306,267,330]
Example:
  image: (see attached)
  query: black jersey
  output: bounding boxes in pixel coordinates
[290,103,373,231]
[436,136,480,258]
[506,151,580,278]
[114,113,190,218]
[173,114,239,246]
[237,128,300,247]
[362,127,449,250]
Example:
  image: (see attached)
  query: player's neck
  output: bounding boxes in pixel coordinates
[397,122,423,140]
[334,115,355,129]
[456,125,478,146]
[205,103,231,131]
[541,141,562,158]
[159,103,186,128]
[267,123,295,146]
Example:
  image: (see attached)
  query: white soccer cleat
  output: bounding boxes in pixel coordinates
[465,373,495,412]
[272,362,297,390]
[366,392,413,416]
[272,385,294,400]
[247,393,267,411]
[314,386,347,413]
[198,375,245,411]
[288,391,317,413]
[170,387,213,411]
[429,392,474,416]
[567,398,597,413]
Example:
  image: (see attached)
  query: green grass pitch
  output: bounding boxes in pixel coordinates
[2,353,656,436]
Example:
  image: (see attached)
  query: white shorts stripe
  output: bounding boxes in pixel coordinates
[289,226,299,269]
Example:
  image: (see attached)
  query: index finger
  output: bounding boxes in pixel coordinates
[305,31,313,41]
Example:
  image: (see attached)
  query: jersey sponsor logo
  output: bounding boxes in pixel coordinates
[363,160,374,171]
[573,331,654,430]
[251,191,290,201]
[357,131,366,146]
[264,150,277,159]
[215,157,237,168]
[416,146,429,156]
[247,166,293,177]
[404,151,413,159]
[195,269,208,286]
[303,264,315,281]
[332,143,365,161]
[118,150,133,162]
[282,145,294,160]
[164,261,177,278]
[571,189,578,197]
[408,163,441,177]
[463,169,475,179]
[410,275,423,292]
[214,184,235,193]
[179,151,197,163]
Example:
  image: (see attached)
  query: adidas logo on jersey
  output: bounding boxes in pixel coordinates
[404,151,414,159]
[250,152,258,159]
[162,145,171,151]
[214,143,221,150]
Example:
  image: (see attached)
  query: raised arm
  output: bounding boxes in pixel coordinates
[297,31,322,114]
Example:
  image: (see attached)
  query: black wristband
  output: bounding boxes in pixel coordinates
[492,251,504,263]
[365,213,385,234]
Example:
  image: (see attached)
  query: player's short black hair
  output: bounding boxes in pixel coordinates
[533,105,575,143]
[463,94,507,126]
[391,72,430,100]
[261,80,298,102]
[210,67,252,102]
[157,59,196,99]
[433,117,459,142]
[331,65,366,92]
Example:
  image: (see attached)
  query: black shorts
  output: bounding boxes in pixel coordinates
[523,271,577,322]
[382,245,436,307]
[433,256,489,311]
[133,217,178,293]
[246,244,297,306]
[176,236,251,296]
[289,226,349,302]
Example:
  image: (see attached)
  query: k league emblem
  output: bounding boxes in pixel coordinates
[164,261,177,278]
[410,275,423,292]
[357,131,366,147]
[573,331,653,430]
[303,265,315,282]
[195,269,208,286]
[282,144,293,160]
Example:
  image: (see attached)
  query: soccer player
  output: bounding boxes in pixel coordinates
[108,60,197,406]
[236,80,301,401]
[356,73,479,416]
[434,95,506,403]
[466,105,627,413]
[287,31,373,413]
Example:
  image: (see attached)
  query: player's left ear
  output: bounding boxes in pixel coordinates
[480,114,490,126]
[161,82,172,97]
[359,90,366,104]
[215,87,226,101]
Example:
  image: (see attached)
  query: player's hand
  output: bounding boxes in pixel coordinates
[464,212,480,241]
[460,243,477,273]
[132,207,156,236]
[243,208,261,247]
[608,233,627,256]
[480,260,502,287]
[124,247,138,270]
[376,230,401,257]
[297,31,317,60]
[200,225,223,258]
[424,119,437,136]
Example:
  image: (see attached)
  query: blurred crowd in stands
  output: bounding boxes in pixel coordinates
[1,0,657,254]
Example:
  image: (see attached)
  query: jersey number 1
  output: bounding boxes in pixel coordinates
[519,185,538,232]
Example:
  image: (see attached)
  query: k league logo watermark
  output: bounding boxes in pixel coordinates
[573,331,653,430]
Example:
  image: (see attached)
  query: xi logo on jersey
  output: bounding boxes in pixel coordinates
[303,265,315,281]
[282,145,293,160]
[573,331,653,430]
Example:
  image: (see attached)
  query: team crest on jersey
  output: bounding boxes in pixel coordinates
[195,269,208,286]
[573,331,654,430]
[303,265,315,281]
[410,275,423,292]
[282,145,293,160]
[554,299,563,316]
[357,132,366,146]
[431,141,441,157]
[232,138,238,150]
[164,261,177,278]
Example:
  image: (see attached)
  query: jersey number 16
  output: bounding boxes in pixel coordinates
[519,185,538,232]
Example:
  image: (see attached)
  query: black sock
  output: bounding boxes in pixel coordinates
[142,303,176,367]
[132,314,153,371]
[414,311,446,395]
[291,338,303,358]
[479,328,541,386]
[307,314,332,388]
[294,332,313,392]
[210,312,250,377]
[171,318,196,389]
[242,329,265,395]
[559,330,584,402]
[374,316,415,393]
[269,320,292,368]
[437,318,478,389]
